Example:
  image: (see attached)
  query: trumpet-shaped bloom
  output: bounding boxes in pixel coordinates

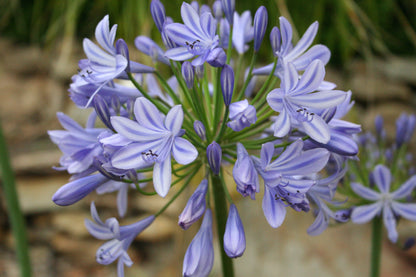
[253,16,330,78]
[351,165,416,242]
[164,2,224,67]
[224,204,246,258]
[182,209,214,277]
[266,60,347,143]
[254,140,330,227]
[85,202,154,277]
[107,97,198,197]
[48,112,106,175]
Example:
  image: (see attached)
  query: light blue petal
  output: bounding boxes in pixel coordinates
[165,47,195,61]
[83,39,115,67]
[200,12,216,38]
[172,137,198,165]
[383,205,398,243]
[285,21,318,62]
[391,202,416,221]
[372,165,391,194]
[391,176,416,199]
[283,62,298,93]
[301,114,331,144]
[165,105,183,135]
[252,63,274,76]
[56,112,85,133]
[111,143,156,169]
[273,109,291,138]
[290,91,347,109]
[153,155,172,197]
[291,44,330,70]
[291,60,325,96]
[266,89,285,112]
[350,182,380,200]
[134,97,165,131]
[164,23,199,45]
[278,17,293,55]
[262,186,286,228]
[307,210,328,236]
[271,139,303,166]
[260,142,275,169]
[111,116,163,141]
[181,2,205,38]
[95,15,117,55]
[351,202,382,224]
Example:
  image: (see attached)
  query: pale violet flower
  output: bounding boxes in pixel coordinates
[266,60,347,143]
[164,2,225,67]
[351,165,416,242]
[85,202,154,277]
[107,97,198,197]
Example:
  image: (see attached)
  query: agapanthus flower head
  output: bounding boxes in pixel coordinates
[351,164,416,242]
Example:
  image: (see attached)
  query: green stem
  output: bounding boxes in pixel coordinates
[370,216,383,277]
[210,173,235,277]
[0,121,32,277]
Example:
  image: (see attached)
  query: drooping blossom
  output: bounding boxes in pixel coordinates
[85,202,154,277]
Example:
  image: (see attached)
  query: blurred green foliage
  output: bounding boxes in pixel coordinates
[1,0,415,65]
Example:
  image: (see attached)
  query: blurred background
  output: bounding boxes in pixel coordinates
[0,0,415,276]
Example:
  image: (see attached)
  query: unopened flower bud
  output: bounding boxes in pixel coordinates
[182,209,214,277]
[224,204,246,258]
[178,179,208,230]
[151,0,166,32]
[253,6,268,52]
[93,95,114,131]
[200,4,211,15]
[193,120,206,140]
[396,113,416,147]
[182,61,194,89]
[221,0,235,25]
[227,99,257,131]
[195,64,204,79]
[212,0,223,19]
[207,141,222,175]
[221,64,234,106]
[270,26,281,56]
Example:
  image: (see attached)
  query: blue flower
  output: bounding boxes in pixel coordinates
[182,209,214,277]
[80,15,154,107]
[266,60,347,143]
[107,97,198,197]
[351,165,416,242]
[395,113,416,147]
[253,16,330,78]
[219,11,254,54]
[178,179,208,230]
[85,202,154,277]
[224,204,246,258]
[233,143,259,199]
[164,2,224,67]
[254,140,330,227]
[48,112,106,175]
